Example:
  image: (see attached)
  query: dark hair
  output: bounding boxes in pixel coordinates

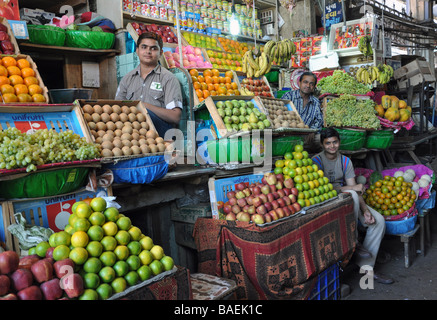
[320,127,340,143]
[137,32,163,51]
[299,71,317,85]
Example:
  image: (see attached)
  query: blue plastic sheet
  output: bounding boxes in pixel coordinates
[104,155,168,184]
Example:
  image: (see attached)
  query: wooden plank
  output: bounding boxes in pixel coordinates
[394,59,432,80]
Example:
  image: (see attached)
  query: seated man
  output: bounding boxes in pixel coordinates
[281,71,323,131]
[115,32,183,137]
[312,127,393,284]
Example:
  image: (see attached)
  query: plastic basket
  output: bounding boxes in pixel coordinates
[385,214,417,235]
[308,263,340,300]
[27,24,66,46]
[272,135,304,156]
[336,128,366,151]
[365,130,394,149]
[65,30,115,49]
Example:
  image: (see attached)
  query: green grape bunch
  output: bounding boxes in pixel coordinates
[317,70,371,95]
[325,94,381,130]
[0,127,101,172]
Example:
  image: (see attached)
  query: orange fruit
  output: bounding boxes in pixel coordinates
[7,66,21,76]
[0,76,9,86]
[231,82,238,90]
[32,93,46,102]
[0,65,7,77]
[200,82,208,90]
[9,75,23,86]
[204,75,213,84]
[14,84,28,95]
[195,89,203,98]
[193,82,201,90]
[2,56,16,68]
[212,69,220,77]
[2,93,18,103]
[218,86,227,95]
[197,75,205,83]
[21,67,35,78]
[225,76,232,84]
[191,76,197,83]
[203,69,212,77]
[212,76,219,84]
[207,83,215,91]
[1,84,14,94]
[225,71,233,78]
[17,93,32,102]
[16,59,31,69]
[213,83,220,91]
[202,90,210,98]
[28,84,43,95]
[210,90,217,96]
[189,69,198,77]
[219,76,225,84]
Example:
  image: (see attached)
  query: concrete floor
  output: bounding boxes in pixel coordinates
[340,213,437,300]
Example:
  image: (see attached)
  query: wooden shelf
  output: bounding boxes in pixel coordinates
[123,11,174,26]
[18,42,121,57]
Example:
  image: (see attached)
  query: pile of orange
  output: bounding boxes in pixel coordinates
[363,175,416,216]
[0,56,45,103]
[190,68,240,102]
[217,37,250,54]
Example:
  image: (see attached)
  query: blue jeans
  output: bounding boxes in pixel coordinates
[147,109,175,138]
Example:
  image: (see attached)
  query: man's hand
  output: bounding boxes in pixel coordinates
[363,209,375,225]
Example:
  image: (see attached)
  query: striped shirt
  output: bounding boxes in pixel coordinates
[281,89,323,130]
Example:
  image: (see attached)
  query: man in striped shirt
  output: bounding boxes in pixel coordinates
[281,72,323,131]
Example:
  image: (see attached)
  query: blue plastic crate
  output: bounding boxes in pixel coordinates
[308,263,340,300]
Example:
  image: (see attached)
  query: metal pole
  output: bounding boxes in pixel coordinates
[175,0,183,68]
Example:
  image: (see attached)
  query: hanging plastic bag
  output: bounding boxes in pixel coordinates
[7,213,54,250]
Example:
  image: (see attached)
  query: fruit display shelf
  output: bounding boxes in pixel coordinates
[238,76,274,97]
[205,49,243,72]
[162,45,212,69]
[126,22,185,48]
[181,30,224,51]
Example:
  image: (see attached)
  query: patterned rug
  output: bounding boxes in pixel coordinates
[193,194,356,300]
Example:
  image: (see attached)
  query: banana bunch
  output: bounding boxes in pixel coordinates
[242,50,272,78]
[377,64,394,84]
[358,36,373,58]
[240,87,254,95]
[356,65,379,85]
[263,38,296,66]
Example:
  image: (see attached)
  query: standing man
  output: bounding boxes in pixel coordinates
[281,71,323,131]
[312,127,393,284]
[115,32,183,137]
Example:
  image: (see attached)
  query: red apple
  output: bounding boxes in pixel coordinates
[268,210,279,221]
[231,205,241,214]
[18,255,40,270]
[261,177,268,185]
[272,192,280,199]
[277,189,285,198]
[31,259,53,283]
[17,285,42,300]
[236,182,245,191]
[0,274,10,295]
[269,184,277,193]
[53,259,75,279]
[284,178,294,188]
[10,268,33,292]
[225,212,236,221]
[282,196,291,206]
[261,185,270,195]
[276,208,285,218]
[252,196,262,207]
[264,173,277,185]
[276,174,284,182]
[277,198,286,208]
[283,188,292,196]
[237,212,250,222]
[289,194,297,204]
[292,202,301,212]
[237,198,247,208]
[228,197,237,206]
[264,202,273,212]
[288,205,296,215]
[246,195,254,205]
[242,188,251,197]
[267,193,275,203]
[227,191,236,199]
[0,251,19,275]
[247,206,256,214]
[62,273,84,299]
[271,200,279,210]
[283,207,291,217]
[0,293,17,300]
[256,205,267,215]
[291,188,299,196]
[253,186,261,195]
[40,278,63,300]
[276,181,283,190]
[251,214,265,225]
[235,191,245,200]
[223,204,232,214]
[259,194,268,204]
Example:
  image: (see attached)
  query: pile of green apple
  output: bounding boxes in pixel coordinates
[206,50,242,71]
[182,32,221,50]
[216,99,271,132]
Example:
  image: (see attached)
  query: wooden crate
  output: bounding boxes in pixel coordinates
[239,76,274,97]
[0,17,20,55]
[394,59,436,89]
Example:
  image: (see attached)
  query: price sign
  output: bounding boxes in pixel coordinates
[323,1,343,29]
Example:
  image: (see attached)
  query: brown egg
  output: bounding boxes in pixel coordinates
[93,104,103,114]
[119,113,129,122]
[101,141,114,150]
[96,122,107,131]
[122,126,133,134]
[131,132,140,141]
[141,122,149,130]
[91,113,101,123]
[121,105,131,114]
[112,105,121,114]
[112,147,123,157]
[128,113,137,122]
[157,143,166,152]
[114,129,123,137]
[146,130,157,139]
[88,122,97,131]
[139,128,148,136]
[146,138,156,145]
[122,146,133,156]
[97,130,106,137]
[90,129,97,138]
[131,139,139,147]
[139,138,147,145]
[84,113,92,122]
[83,104,94,114]
[115,121,124,129]
[131,145,142,155]
[140,144,150,154]
[121,133,132,141]
[122,139,132,147]
[131,121,141,130]
[101,149,114,157]
[130,106,139,114]
[100,113,111,123]
[112,138,123,149]
[149,144,158,153]
[155,137,164,144]
[110,113,120,122]
[106,121,116,131]
[95,137,103,144]
[102,104,113,114]
[136,113,146,123]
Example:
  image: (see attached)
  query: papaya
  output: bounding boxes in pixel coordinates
[399,100,407,109]
[375,104,385,117]
[399,109,411,122]
[406,105,412,113]
[390,96,399,109]
[381,95,391,109]
[384,107,400,122]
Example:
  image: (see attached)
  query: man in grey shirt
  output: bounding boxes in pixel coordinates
[115,32,183,137]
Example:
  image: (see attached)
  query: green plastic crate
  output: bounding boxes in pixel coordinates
[272,135,304,156]
[204,136,264,164]
[365,130,394,149]
[335,128,366,151]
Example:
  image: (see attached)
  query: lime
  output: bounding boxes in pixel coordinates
[138,250,153,266]
[113,260,129,277]
[139,236,154,250]
[90,197,107,212]
[79,288,99,300]
[72,201,86,215]
[137,265,152,281]
[89,211,106,226]
[68,213,79,227]
[114,245,129,261]
[100,251,117,267]
[124,271,140,286]
[96,283,113,300]
[126,255,141,271]
[69,247,88,265]
[111,277,127,293]
[128,227,142,241]
[64,224,75,235]
[149,260,164,276]
[103,207,120,222]
[48,233,57,247]
[100,236,117,251]
[53,245,71,261]
[71,231,89,248]
[35,241,50,258]
[115,230,131,245]
[55,231,71,246]
[75,203,92,219]
[150,245,164,260]
[86,240,103,257]
[102,221,118,236]
[87,225,104,241]
[83,257,102,274]
[127,241,142,256]
[28,247,36,255]
[160,256,174,271]
[99,266,116,283]
[74,218,90,232]
[83,272,101,289]
[116,216,132,231]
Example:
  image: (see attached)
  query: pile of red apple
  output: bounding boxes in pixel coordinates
[0,23,14,54]
[0,250,83,300]
[219,172,301,224]
[240,78,273,97]
[130,22,178,44]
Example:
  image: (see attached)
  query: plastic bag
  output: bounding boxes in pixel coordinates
[65,29,115,49]
[27,24,66,46]
[7,213,54,250]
